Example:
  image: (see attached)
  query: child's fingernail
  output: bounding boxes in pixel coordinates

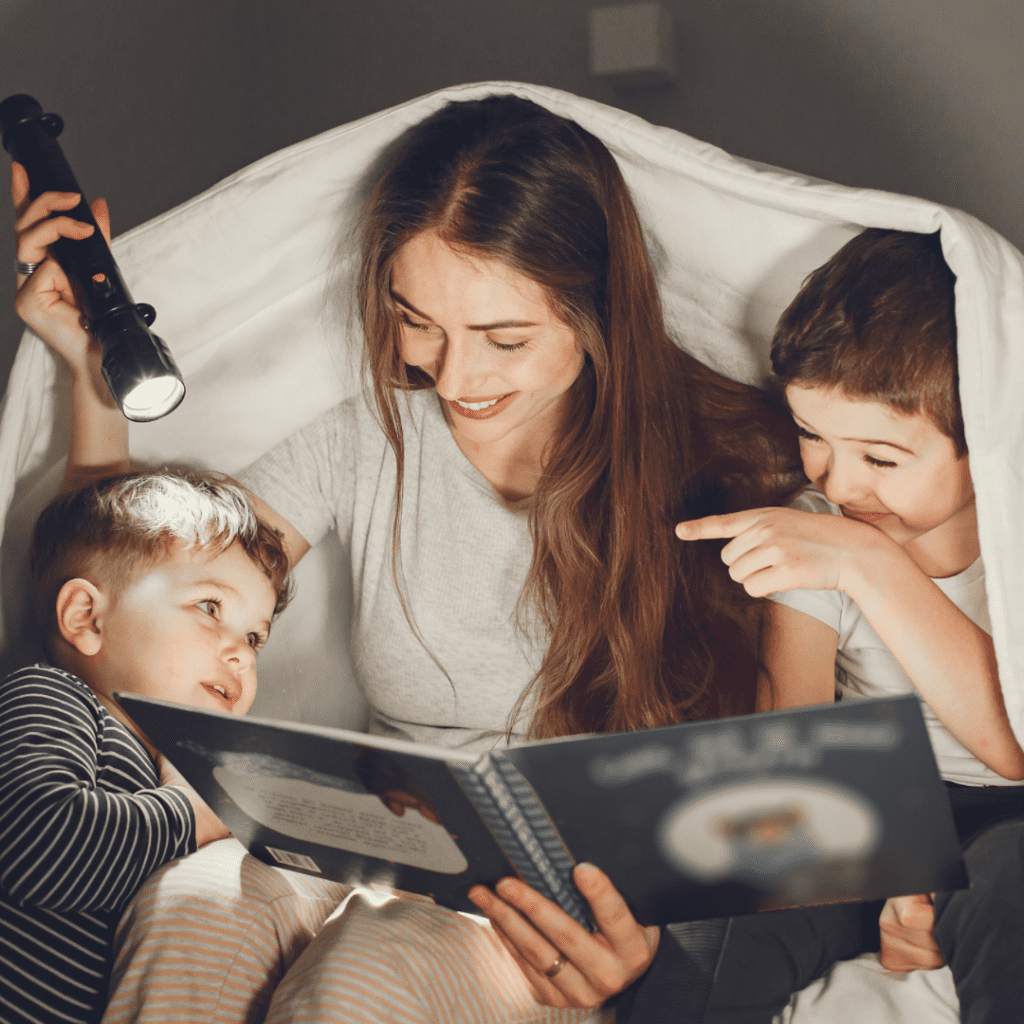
[574,862,600,886]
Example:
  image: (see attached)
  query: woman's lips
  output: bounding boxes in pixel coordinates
[841,507,891,524]
[447,392,517,420]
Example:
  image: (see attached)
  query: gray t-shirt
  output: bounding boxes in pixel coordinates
[238,390,545,753]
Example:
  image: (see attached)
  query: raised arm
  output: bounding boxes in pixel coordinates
[677,507,1024,780]
[240,489,310,568]
[843,536,1020,778]
[13,164,313,572]
[12,162,129,492]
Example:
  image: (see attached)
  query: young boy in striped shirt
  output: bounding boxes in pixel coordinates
[0,470,290,1024]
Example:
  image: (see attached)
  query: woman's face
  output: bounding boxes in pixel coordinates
[390,231,586,453]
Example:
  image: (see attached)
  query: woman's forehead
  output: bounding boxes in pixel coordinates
[391,231,551,322]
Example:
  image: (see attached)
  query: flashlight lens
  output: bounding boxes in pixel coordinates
[120,376,186,421]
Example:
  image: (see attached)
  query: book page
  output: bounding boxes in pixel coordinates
[214,765,469,874]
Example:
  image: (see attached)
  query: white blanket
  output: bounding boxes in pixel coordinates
[5,80,1020,1022]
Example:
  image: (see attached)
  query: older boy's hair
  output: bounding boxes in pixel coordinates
[30,470,291,651]
[771,229,965,456]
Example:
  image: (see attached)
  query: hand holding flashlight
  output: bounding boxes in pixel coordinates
[3,93,185,421]
[12,165,109,366]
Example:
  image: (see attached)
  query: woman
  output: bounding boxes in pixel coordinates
[14,95,798,1022]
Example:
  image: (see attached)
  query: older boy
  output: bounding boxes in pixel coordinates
[666,229,1024,1023]
[0,470,289,1024]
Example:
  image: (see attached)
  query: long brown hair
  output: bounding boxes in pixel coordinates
[357,95,800,738]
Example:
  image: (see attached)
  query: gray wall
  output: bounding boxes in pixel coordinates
[2,0,1021,391]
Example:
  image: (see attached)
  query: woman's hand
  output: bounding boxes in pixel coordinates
[467,863,659,1008]
[13,161,129,491]
[675,507,891,598]
[878,893,946,972]
[12,161,110,374]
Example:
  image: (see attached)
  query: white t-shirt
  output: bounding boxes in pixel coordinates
[238,390,545,754]
[769,487,1014,787]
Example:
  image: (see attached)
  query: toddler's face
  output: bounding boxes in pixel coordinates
[90,540,275,716]
[785,384,976,558]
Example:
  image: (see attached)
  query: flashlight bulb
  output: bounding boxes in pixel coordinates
[97,310,186,422]
[119,375,186,421]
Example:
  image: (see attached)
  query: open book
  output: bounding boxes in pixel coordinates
[117,693,966,927]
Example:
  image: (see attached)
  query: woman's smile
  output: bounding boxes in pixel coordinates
[449,392,517,417]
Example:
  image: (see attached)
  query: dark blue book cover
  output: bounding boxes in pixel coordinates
[502,695,967,923]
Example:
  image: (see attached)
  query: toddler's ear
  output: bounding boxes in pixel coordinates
[55,579,106,657]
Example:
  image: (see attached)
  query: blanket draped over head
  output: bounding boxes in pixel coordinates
[0,85,1019,1024]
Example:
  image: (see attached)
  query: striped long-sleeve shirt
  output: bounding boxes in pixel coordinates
[0,664,195,1024]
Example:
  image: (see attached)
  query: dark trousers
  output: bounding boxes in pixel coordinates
[618,783,1024,1024]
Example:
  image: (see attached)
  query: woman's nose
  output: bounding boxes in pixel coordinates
[433,335,488,398]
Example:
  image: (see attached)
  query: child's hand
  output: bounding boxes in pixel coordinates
[675,507,890,597]
[12,161,111,376]
[878,893,945,972]
[156,753,232,848]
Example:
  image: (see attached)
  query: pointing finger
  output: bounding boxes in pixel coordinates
[675,515,733,540]
[675,509,770,541]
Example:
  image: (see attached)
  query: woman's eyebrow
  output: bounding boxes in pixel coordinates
[390,291,539,331]
[390,291,431,319]
[468,319,539,331]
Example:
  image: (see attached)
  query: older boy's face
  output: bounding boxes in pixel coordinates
[91,541,275,716]
[785,385,976,567]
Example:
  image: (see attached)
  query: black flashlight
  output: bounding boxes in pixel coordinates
[1,94,185,421]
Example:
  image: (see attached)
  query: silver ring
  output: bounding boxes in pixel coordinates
[15,258,43,276]
[543,956,566,979]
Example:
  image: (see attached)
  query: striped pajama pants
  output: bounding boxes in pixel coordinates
[103,839,604,1024]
